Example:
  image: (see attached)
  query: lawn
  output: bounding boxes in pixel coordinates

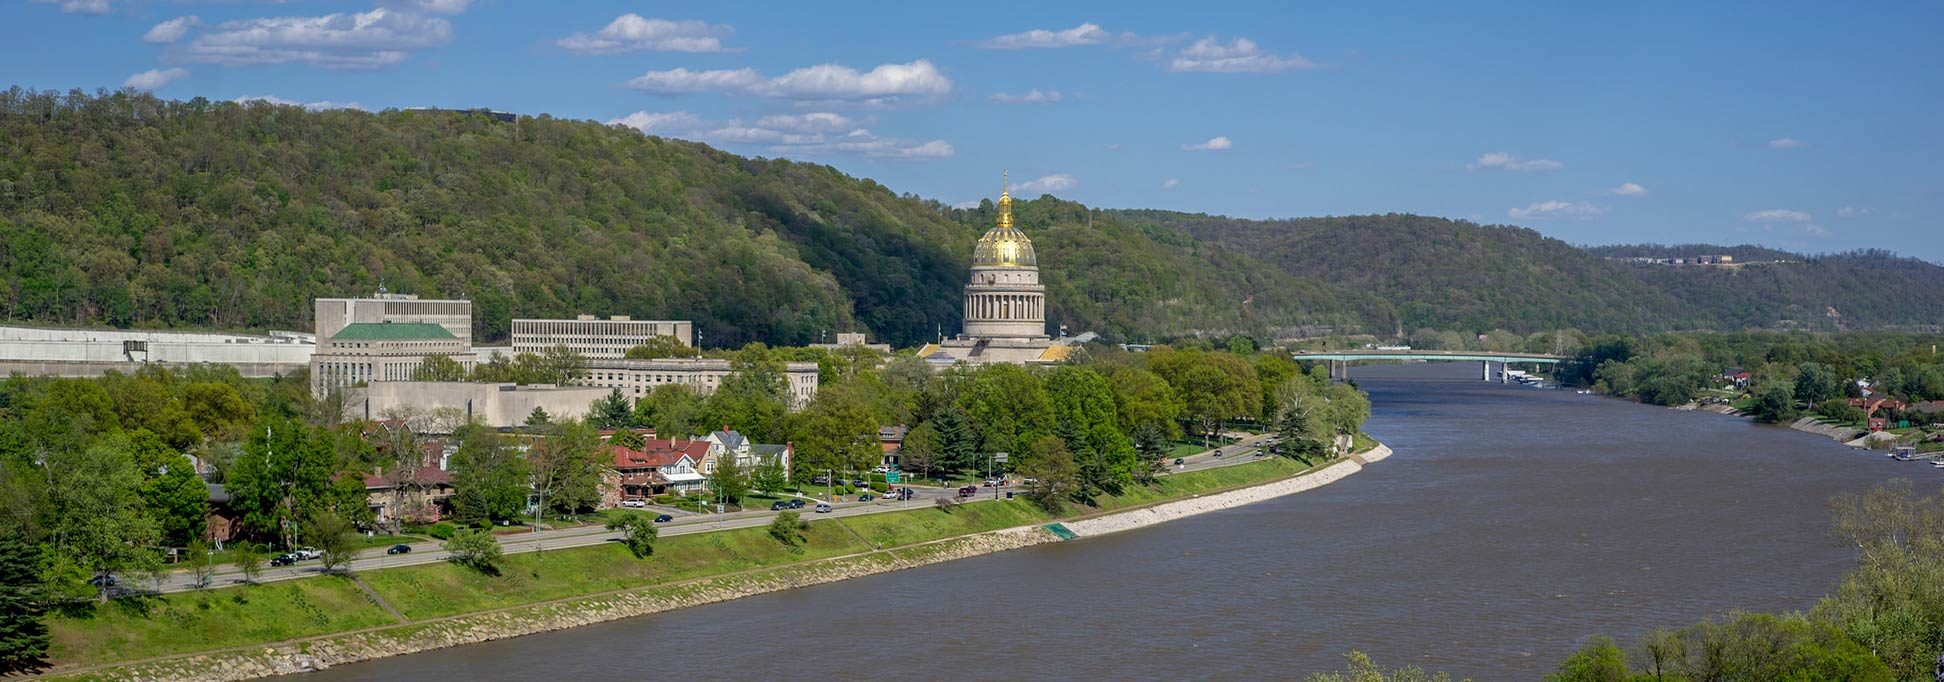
[836,500,1053,549]
[1351,432,1379,453]
[1086,457,1310,513]
[359,522,868,620]
[47,575,397,668]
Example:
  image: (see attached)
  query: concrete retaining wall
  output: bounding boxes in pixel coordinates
[1063,447,1387,538]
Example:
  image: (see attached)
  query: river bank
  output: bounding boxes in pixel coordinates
[42,447,1389,681]
[1677,398,1895,449]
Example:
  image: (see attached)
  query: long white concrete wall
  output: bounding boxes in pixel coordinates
[1063,443,1392,538]
[0,325,313,377]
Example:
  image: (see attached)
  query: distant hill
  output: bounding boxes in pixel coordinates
[2,89,1940,347]
[1580,243,1802,262]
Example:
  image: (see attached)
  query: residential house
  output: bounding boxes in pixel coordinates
[1722,368,1752,388]
[364,465,456,525]
[877,425,908,468]
[601,439,711,507]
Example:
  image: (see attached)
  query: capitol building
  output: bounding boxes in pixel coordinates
[917,176,1075,366]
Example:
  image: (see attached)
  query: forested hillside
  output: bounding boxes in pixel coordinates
[0,89,1346,346]
[1111,211,1944,335]
[3,89,1940,346]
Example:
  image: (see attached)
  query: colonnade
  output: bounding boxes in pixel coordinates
[965,292,1043,321]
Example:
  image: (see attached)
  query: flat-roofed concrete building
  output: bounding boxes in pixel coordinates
[315,293,473,346]
[581,357,819,411]
[311,321,476,397]
[344,381,609,429]
[511,316,692,359]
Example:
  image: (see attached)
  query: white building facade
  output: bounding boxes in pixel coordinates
[580,357,820,411]
[511,315,693,359]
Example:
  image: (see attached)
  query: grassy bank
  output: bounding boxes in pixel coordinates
[44,455,1320,671]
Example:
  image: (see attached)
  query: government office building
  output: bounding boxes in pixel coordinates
[511,316,693,360]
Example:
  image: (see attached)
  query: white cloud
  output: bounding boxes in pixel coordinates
[976,23,1111,49]
[1014,173,1077,193]
[1508,200,1604,220]
[557,14,734,54]
[624,68,763,94]
[387,0,470,15]
[1162,178,1180,189]
[608,111,952,160]
[1767,138,1806,149]
[30,0,110,15]
[1467,152,1563,172]
[988,89,1062,104]
[144,16,201,44]
[173,7,458,70]
[623,60,952,105]
[1168,37,1315,73]
[123,68,189,90]
[1745,209,1812,222]
[1183,136,1232,151]
[1605,182,1648,196]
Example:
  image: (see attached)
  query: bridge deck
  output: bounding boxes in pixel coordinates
[1290,350,1570,364]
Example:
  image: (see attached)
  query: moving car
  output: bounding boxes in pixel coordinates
[294,547,321,560]
[770,499,807,510]
[386,544,411,555]
[270,553,298,567]
[814,503,833,513]
[654,514,673,523]
[957,485,979,497]
[88,574,116,587]
[1174,458,1185,465]
[858,493,875,502]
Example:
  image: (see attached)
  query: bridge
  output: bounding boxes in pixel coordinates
[1289,349,1574,382]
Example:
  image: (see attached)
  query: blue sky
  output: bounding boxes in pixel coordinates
[5,0,1941,262]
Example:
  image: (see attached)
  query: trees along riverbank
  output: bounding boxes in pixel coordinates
[0,336,1375,673]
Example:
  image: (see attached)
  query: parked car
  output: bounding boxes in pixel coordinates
[815,503,833,513]
[1173,458,1185,465]
[270,554,298,567]
[850,478,867,487]
[892,488,916,500]
[1212,450,1225,458]
[386,544,411,555]
[810,475,831,485]
[870,466,890,474]
[957,485,979,497]
[654,514,673,523]
[770,500,792,511]
[294,546,321,560]
[88,574,116,587]
[620,498,647,508]
[858,493,875,502]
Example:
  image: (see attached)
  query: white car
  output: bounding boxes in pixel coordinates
[620,499,647,508]
[870,466,890,474]
[294,547,321,560]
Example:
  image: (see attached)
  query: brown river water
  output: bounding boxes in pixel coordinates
[309,362,1916,680]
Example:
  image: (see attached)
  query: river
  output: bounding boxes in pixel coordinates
[310,362,1912,680]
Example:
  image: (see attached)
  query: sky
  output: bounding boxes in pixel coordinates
[4,0,1941,262]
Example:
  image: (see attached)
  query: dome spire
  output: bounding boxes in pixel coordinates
[997,169,1014,230]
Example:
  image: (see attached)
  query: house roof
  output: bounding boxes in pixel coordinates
[709,429,747,451]
[364,466,453,489]
[1911,400,1944,414]
[332,322,456,341]
[609,440,710,469]
[750,443,790,455]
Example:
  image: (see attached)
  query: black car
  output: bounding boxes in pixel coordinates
[788,499,806,509]
[654,514,673,523]
[88,574,116,587]
[386,544,411,555]
[270,553,298,567]
[857,493,875,502]
[1173,458,1185,465]
[770,500,791,511]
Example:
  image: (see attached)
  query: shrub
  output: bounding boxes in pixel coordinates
[868,481,888,493]
[443,529,503,575]
[605,512,658,558]
[426,522,456,540]
[767,511,809,548]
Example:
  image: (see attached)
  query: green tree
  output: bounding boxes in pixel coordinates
[525,406,552,427]
[1544,636,1627,682]
[1304,651,1461,682]
[791,383,881,479]
[1749,383,1799,423]
[128,429,208,547]
[623,336,690,360]
[0,529,48,672]
[1044,366,1137,489]
[539,345,589,386]
[1813,480,1944,680]
[700,346,791,443]
[605,512,659,558]
[751,459,787,494]
[1149,349,1259,444]
[1795,362,1841,404]
[955,364,1054,464]
[305,513,357,573]
[931,404,979,474]
[767,510,809,549]
[183,539,216,589]
[589,388,635,430]
[443,528,503,575]
[635,384,703,440]
[182,381,255,442]
[43,439,161,602]
[410,355,467,382]
[529,419,605,516]
[232,542,267,584]
[227,419,362,547]
[898,421,941,482]
[1017,436,1078,512]
[609,427,645,450]
[707,453,750,506]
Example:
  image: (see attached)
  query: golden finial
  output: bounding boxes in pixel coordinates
[997,169,1014,229]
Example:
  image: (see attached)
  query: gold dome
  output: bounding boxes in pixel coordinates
[973,185,1036,267]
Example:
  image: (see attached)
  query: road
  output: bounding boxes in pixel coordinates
[144,433,1279,594]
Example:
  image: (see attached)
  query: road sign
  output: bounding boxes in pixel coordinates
[886,471,900,483]
[994,452,1009,463]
